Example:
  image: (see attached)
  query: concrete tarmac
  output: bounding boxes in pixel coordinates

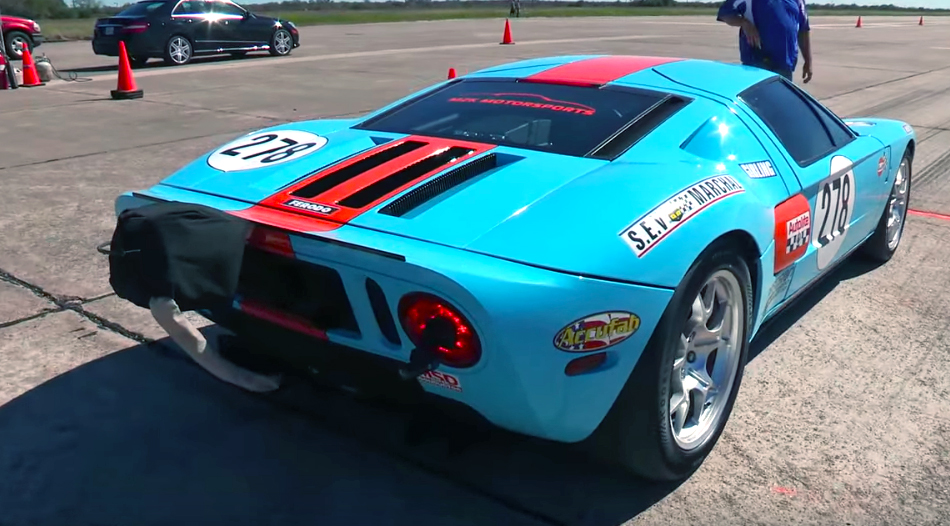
[1,14,949,526]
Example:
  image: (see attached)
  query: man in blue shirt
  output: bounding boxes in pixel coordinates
[717,0,813,83]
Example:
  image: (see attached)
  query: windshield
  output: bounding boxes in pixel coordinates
[355,79,669,158]
[116,1,167,16]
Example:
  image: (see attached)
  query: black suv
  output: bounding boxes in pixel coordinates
[92,0,300,66]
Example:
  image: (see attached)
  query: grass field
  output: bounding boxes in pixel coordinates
[37,5,948,43]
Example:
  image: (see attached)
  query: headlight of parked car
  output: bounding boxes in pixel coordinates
[33,21,41,32]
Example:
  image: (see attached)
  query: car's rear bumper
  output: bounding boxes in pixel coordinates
[114,187,675,443]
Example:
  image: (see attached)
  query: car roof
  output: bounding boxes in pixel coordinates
[467,55,778,101]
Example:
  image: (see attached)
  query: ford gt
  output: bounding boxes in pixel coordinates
[107,55,915,481]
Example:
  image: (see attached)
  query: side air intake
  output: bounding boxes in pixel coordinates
[379,153,498,217]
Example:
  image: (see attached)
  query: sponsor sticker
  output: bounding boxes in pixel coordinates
[877,154,887,177]
[553,311,640,352]
[739,160,777,179]
[619,175,745,257]
[417,370,462,392]
[283,198,339,215]
[903,123,914,134]
[208,129,328,172]
[447,92,596,116]
[773,193,812,275]
[813,155,857,270]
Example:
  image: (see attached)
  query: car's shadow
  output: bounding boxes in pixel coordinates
[0,256,881,526]
[62,52,271,74]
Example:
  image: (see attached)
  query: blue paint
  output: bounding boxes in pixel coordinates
[112,55,916,444]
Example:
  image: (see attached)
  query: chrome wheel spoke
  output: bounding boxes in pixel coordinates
[668,270,744,452]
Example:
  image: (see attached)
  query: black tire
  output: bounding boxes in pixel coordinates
[583,239,753,482]
[130,55,149,68]
[163,35,193,66]
[860,149,912,263]
[4,31,31,60]
[268,28,293,56]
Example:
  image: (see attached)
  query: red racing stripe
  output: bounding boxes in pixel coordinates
[230,135,495,233]
[523,55,684,87]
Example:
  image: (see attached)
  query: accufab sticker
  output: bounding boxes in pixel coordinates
[208,129,328,172]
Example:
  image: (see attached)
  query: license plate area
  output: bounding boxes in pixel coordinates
[236,247,361,335]
[104,26,114,35]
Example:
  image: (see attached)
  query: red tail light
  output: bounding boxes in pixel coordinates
[247,226,295,258]
[123,22,149,34]
[398,293,481,368]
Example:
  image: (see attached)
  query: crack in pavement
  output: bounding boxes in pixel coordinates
[0,267,153,344]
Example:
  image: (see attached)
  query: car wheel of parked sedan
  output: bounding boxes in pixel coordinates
[163,35,193,66]
[584,238,753,482]
[4,31,31,60]
[861,148,912,263]
[269,28,292,56]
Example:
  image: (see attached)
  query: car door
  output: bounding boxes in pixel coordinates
[737,76,888,301]
[170,0,216,52]
[209,0,250,47]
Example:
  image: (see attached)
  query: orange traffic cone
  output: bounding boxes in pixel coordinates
[501,19,514,45]
[19,44,44,87]
[447,67,457,79]
[855,16,862,28]
[111,40,143,100]
[919,16,924,26]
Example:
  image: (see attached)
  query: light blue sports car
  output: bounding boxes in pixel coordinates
[111,55,915,481]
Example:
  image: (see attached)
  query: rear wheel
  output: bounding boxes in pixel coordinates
[163,35,193,66]
[4,31,31,60]
[860,150,912,262]
[584,240,753,481]
[269,28,292,56]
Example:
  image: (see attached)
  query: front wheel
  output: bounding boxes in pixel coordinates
[163,35,193,66]
[584,241,753,481]
[269,28,293,56]
[860,150,912,262]
[4,31,31,60]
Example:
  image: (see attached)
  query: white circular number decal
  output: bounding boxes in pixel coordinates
[208,130,328,172]
[813,155,857,270]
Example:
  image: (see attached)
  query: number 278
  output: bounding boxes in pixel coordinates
[817,172,851,246]
[220,133,317,163]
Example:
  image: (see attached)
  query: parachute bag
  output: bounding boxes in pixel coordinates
[106,201,252,312]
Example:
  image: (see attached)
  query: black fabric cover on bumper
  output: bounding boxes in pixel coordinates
[107,201,251,312]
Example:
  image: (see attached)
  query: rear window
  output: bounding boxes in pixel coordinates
[355,80,670,158]
[117,1,167,16]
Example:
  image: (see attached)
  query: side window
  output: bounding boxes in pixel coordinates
[214,1,245,16]
[740,79,838,166]
[174,0,209,14]
[790,83,855,148]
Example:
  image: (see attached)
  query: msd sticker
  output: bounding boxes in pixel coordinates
[774,193,811,274]
[877,153,888,177]
[620,175,745,257]
[739,160,777,179]
[554,311,640,352]
[418,370,462,392]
